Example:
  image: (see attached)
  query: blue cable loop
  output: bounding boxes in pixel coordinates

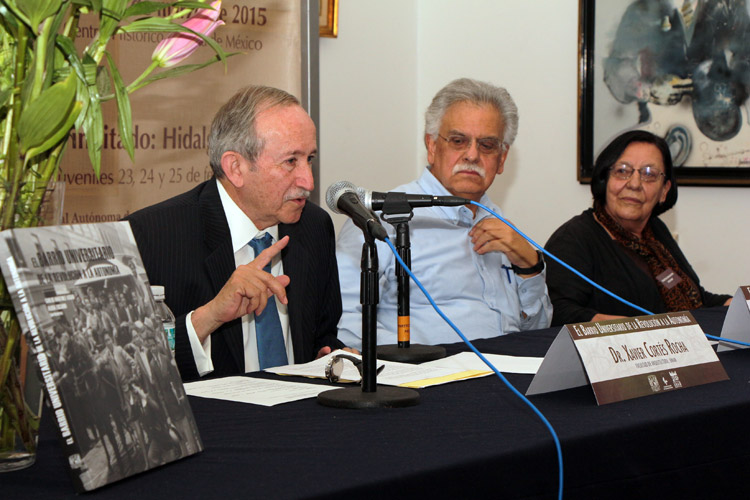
[470,201,750,348]
[383,236,564,500]
[705,333,750,347]
[382,200,745,499]
[471,201,654,316]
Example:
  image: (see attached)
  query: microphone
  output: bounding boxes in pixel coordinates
[326,181,388,241]
[356,188,471,212]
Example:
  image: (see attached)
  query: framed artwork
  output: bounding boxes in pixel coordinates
[319,0,338,37]
[578,0,750,186]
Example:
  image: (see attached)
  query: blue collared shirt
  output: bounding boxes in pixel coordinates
[336,167,552,350]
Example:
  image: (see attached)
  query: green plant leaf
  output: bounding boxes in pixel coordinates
[71,0,95,8]
[0,88,11,109]
[24,100,81,160]
[0,3,21,35]
[120,18,228,66]
[95,63,112,97]
[117,16,181,32]
[54,34,88,85]
[123,1,176,18]
[17,0,63,31]
[81,96,103,177]
[17,73,79,155]
[81,52,102,88]
[99,0,129,41]
[173,2,218,8]
[73,76,91,130]
[105,51,134,160]
[129,52,239,93]
[41,0,71,90]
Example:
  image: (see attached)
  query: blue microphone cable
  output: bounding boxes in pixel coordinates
[704,333,749,346]
[383,237,564,500]
[470,201,750,348]
[382,200,746,500]
[470,201,653,316]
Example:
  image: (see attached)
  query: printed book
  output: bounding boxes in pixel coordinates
[0,222,202,492]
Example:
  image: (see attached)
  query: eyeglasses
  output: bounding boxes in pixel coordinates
[325,353,385,383]
[438,134,504,155]
[609,163,666,183]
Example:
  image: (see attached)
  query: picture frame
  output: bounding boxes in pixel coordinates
[319,0,338,38]
[578,0,750,186]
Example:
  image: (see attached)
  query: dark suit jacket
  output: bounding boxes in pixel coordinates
[124,179,344,381]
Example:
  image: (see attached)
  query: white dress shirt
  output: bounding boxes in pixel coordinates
[186,181,294,375]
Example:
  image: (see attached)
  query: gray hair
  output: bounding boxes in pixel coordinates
[208,85,300,177]
[424,78,519,148]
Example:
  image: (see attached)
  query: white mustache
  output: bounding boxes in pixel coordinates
[452,163,486,179]
[284,189,311,201]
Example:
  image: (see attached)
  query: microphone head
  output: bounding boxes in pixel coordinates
[325,180,357,214]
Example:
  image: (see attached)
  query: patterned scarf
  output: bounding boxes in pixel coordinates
[594,202,703,311]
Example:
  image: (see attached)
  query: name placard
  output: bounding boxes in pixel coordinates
[717,286,750,352]
[527,312,728,405]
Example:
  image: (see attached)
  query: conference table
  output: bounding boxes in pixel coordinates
[4,307,750,499]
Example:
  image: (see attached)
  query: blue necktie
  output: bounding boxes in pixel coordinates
[248,233,288,369]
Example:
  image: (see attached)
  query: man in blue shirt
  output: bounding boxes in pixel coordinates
[336,78,552,350]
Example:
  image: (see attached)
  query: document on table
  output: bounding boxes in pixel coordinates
[184,376,342,406]
[266,350,490,388]
[421,352,544,375]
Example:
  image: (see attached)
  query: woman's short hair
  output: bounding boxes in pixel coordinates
[208,86,300,178]
[424,78,518,148]
[590,130,678,216]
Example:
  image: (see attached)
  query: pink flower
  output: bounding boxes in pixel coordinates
[152,1,224,68]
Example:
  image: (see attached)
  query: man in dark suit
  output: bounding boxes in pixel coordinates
[125,85,345,381]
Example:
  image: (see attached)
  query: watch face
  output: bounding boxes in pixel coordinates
[324,354,378,383]
[325,357,346,383]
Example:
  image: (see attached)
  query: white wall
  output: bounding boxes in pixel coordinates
[320,0,749,295]
[318,1,418,218]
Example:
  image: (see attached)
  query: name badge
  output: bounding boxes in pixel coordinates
[656,268,682,289]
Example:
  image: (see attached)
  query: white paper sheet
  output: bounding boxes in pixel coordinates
[421,352,543,374]
[266,350,489,388]
[184,376,341,406]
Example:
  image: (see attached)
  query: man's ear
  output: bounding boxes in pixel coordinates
[495,147,509,176]
[221,151,246,187]
[425,133,437,165]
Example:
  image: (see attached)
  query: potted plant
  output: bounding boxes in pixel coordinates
[0,0,228,471]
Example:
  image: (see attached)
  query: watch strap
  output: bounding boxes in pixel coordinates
[511,250,544,275]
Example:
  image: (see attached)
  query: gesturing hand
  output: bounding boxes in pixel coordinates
[192,236,291,341]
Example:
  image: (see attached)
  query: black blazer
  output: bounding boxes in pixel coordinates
[124,179,343,381]
[544,209,731,326]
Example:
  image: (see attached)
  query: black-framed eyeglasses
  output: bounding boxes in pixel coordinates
[609,163,666,183]
[325,353,385,383]
[438,133,504,155]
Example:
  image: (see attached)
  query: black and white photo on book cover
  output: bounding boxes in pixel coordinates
[0,222,202,492]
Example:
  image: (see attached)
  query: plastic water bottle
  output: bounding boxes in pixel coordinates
[151,285,175,352]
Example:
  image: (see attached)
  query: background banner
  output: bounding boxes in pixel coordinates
[61,0,310,223]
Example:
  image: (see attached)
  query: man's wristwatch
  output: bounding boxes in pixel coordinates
[511,250,545,275]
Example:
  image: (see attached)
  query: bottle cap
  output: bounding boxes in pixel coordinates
[150,285,165,300]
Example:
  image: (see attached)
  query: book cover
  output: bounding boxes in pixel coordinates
[0,222,202,492]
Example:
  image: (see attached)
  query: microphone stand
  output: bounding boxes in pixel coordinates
[318,223,419,408]
[377,203,445,363]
